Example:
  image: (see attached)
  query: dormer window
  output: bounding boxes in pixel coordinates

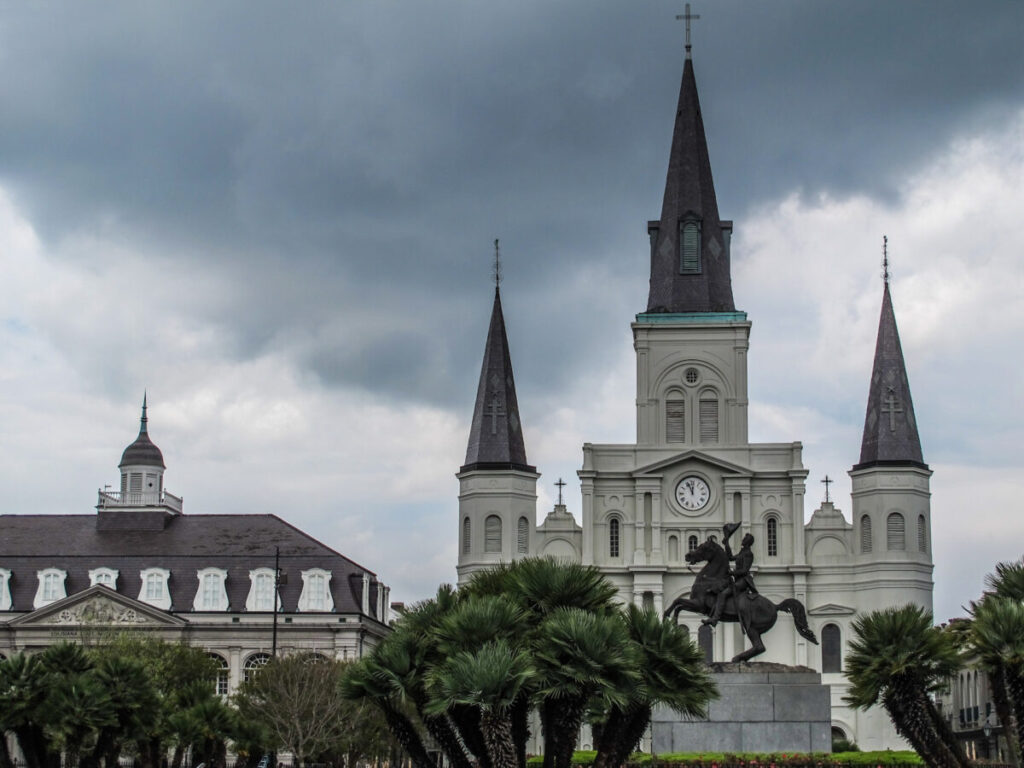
[246,568,279,612]
[138,567,171,610]
[34,568,67,609]
[0,568,11,611]
[298,569,334,612]
[89,568,120,589]
[194,568,229,612]
[679,215,702,274]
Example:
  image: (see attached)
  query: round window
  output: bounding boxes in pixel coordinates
[684,367,700,385]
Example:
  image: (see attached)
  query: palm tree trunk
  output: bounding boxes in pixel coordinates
[450,703,492,768]
[543,695,587,768]
[0,736,14,768]
[511,692,531,768]
[1003,663,1024,766]
[611,705,652,768]
[381,703,434,768]
[923,694,971,768]
[592,706,626,768]
[422,714,474,768]
[882,685,953,768]
[988,665,1021,768]
[481,710,518,768]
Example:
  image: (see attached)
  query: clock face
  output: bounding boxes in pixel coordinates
[675,476,710,511]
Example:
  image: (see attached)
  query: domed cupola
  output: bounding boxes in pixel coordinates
[120,393,165,469]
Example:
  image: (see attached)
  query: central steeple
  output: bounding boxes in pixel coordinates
[646,51,735,314]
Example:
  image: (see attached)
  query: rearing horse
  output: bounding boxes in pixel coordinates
[664,537,818,663]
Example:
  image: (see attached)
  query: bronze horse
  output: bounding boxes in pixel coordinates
[664,536,818,663]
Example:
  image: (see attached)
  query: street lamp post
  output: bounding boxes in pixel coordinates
[271,546,283,658]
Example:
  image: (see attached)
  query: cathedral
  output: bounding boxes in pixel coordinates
[454,42,932,751]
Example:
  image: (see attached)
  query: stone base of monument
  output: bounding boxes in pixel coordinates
[652,662,832,754]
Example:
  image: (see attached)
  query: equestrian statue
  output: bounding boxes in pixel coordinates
[663,522,818,663]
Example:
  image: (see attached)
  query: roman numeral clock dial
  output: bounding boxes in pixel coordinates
[675,476,710,511]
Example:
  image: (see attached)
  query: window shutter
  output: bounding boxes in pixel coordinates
[887,513,905,551]
[699,397,719,442]
[517,517,529,554]
[822,624,842,673]
[485,516,501,553]
[462,517,471,554]
[860,516,872,553]
[688,535,698,552]
[917,515,927,552]
[680,221,701,274]
[666,400,685,443]
[766,517,778,557]
[609,518,620,558]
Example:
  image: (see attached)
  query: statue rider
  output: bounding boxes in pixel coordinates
[702,522,758,627]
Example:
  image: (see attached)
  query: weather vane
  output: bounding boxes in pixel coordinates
[882,235,889,285]
[493,238,502,289]
[821,475,833,504]
[555,478,566,506]
[675,3,701,58]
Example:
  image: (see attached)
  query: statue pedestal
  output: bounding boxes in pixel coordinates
[652,663,832,754]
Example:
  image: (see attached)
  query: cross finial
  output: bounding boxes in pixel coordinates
[555,478,566,506]
[675,3,701,59]
[882,235,890,285]
[493,238,502,289]
[821,475,833,504]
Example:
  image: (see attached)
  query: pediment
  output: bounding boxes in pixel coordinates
[8,585,186,628]
[633,450,753,479]
[808,603,857,617]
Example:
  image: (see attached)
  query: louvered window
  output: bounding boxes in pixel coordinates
[485,515,502,553]
[699,395,719,443]
[766,517,778,557]
[609,518,620,558]
[666,399,685,443]
[822,624,842,673]
[688,535,698,552]
[680,220,701,274]
[462,517,471,554]
[517,517,529,554]
[860,516,872,553]
[129,473,142,493]
[917,515,927,553]
[887,512,905,551]
[668,535,679,561]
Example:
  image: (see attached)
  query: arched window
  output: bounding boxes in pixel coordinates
[860,515,872,553]
[609,518,620,558]
[89,568,119,589]
[209,653,229,696]
[0,568,10,611]
[822,624,842,673]
[766,517,778,557]
[485,515,502,553]
[667,535,679,562]
[679,217,702,274]
[517,517,529,554]
[687,535,698,553]
[243,653,271,683]
[462,517,471,554]
[193,568,229,612]
[698,390,719,443]
[666,399,685,443]
[247,569,277,612]
[299,569,333,612]
[697,623,713,663]
[887,512,905,551]
[35,568,67,608]
[918,515,928,553]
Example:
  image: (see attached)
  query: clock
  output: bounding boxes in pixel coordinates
[675,476,710,511]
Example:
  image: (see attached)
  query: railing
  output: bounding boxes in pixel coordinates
[97,489,183,513]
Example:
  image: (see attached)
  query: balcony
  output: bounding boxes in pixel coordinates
[97,489,183,514]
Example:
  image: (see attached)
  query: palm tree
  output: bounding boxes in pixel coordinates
[971,596,1024,766]
[40,674,114,768]
[593,606,716,768]
[428,640,534,768]
[0,653,49,768]
[845,605,969,768]
[87,655,159,768]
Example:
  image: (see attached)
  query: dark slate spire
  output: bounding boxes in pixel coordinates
[120,393,165,468]
[462,288,533,473]
[854,283,926,470]
[646,54,735,314]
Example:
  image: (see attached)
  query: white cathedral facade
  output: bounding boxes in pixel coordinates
[455,46,932,751]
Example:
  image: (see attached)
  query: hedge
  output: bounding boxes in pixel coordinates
[526,751,924,768]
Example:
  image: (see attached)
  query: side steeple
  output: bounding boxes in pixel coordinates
[461,284,534,473]
[646,49,735,314]
[855,265,926,469]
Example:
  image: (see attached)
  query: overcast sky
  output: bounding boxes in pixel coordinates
[1,1,1022,622]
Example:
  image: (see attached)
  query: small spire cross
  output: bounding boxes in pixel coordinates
[675,3,701,58]
[555,478,566,506]
[882,235,890,285]
[882,387,903,432]
[821,475,833,504]
[486,395,506,436]
[493,238,502,289]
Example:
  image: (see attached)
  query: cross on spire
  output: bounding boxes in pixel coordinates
[555,478,566,506]
[882,386,903,432]
[493,238,502,289]
[675,3,701,59]
[882,235,890,285]
[821,475,833,504]
[486,395,506,436]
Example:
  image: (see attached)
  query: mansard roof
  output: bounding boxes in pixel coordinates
[854,283,926,470]
[0,513,382,617]
[462,288,534,473]
[646,54,735,314]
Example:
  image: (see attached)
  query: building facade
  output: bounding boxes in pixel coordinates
[456,45,933,751]
[0,398,391,696]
